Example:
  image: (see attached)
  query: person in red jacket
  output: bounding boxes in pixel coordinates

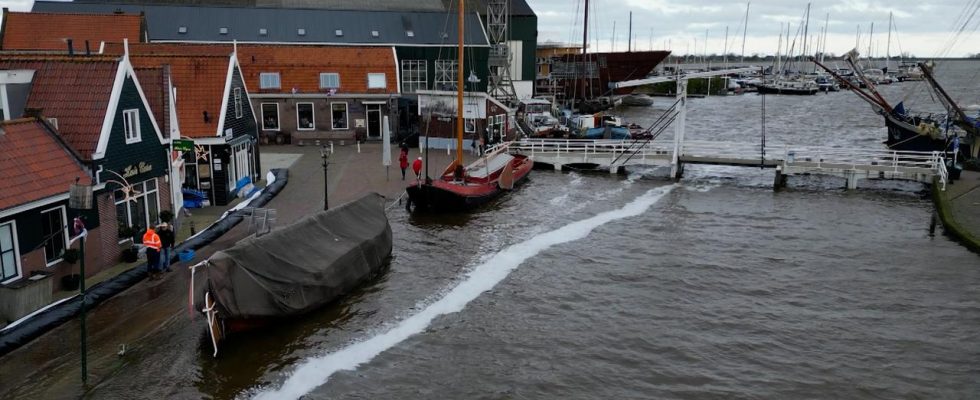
[399,146,409,180]
[143,226,162,280]
[412,157,423,181]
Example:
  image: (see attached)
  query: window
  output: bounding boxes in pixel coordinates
[40,206,67,266]
[234,87,243,119]
[115,179,160,242]
[297,28,306,36]
[123,109,141,144]
[319,73,340,90]
[464,118,476,133]
[296,103,314,130]
[0,221,20,283]
[335,29,344,37]
[401,60,427,93]
[260,72,281,89]
[219,27,228,35]
[406,30,415,38]
[435,60,458,90]
[367,73,387,89]
[261,103,279,131]
[331,102,348,130]
[259,28,268,36]
[371,30,380,38]
[178,26,187,34]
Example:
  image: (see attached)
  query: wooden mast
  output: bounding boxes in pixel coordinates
[456,0,465,165]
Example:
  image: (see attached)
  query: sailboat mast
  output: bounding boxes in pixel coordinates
[886,12,892,69]
[723,25,729,69]
[802,3,810,61]
[612,21,616,52]
[456,0,464,164]
[740,1,750,63]
[867,22,874,60]
[583,0,589,55]
[820,13,828,63]
[628,12,633,52]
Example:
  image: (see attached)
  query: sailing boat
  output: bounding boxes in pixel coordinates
[405,0,533,212]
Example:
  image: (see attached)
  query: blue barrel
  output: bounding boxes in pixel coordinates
[178,249,195,262]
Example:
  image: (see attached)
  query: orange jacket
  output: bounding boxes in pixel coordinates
[143,228,162,251]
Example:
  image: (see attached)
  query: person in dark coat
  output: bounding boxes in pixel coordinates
[158,223,176,273]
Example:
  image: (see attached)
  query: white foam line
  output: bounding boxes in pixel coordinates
[251,185,675,400]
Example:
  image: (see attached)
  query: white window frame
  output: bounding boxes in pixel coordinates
[330,102,349,130]
[296,102,315,131]
[319,73,340,90]
[400,60,427,93]
[40,205,68,267]
[435,60,458,90]
[367,73,387,89]
[261,103,280,131]
[0,220,22,284]
[234,87,243,119]
[114,179,161,243]
[123,109,141,144]
[464,118,476,133]
[259,72,281,89]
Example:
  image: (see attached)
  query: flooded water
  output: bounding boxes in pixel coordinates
[4,62,980,399]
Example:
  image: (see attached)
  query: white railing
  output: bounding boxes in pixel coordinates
[935,154,948,192]
[511,138,672,164]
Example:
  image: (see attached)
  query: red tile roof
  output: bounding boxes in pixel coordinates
[134,66,168,137]
[0,55,120,160]
[0,11,144,52]
[0,118,92,211]
[107,43,398,94]
[127,54,230,138]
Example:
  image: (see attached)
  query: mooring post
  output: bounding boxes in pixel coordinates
[670,79,688,179]
[845,170,858,190]
[773,165,786,191]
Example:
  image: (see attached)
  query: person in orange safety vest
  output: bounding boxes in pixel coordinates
[143,226,163,280]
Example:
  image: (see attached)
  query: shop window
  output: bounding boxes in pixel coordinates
[40,206,67,265]
[464,119,476,133]
[297,103,315,130]
[261,103,279,131]
[331,102,349,130]
[115,180,160,242]
[123,109,141,144]
[0,221,20,282]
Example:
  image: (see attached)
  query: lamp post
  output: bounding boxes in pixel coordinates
[68,180,93,385]
[321,145,329,210]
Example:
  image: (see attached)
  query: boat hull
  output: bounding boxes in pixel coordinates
[406,154,533,212]
[883,113,947,152]
[756,85,818,95]
[551,51,671,102]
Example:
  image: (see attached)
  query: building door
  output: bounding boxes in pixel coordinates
[366,104,382,140]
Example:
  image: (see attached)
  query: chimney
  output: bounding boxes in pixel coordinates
[67,39,74,56]
[85,40,91,56]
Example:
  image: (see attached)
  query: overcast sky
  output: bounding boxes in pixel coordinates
[2,0,978,57]
[528,0,980,57]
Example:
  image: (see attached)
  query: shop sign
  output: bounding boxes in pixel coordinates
[122,161,153,178]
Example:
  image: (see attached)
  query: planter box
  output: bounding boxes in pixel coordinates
[0,273,54,324]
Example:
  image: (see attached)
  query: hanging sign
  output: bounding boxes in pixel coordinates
[173,139,195,152]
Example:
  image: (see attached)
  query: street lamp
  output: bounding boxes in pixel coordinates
[321,145,329,210]
[68,178,93,385]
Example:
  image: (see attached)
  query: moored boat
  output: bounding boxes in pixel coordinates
[193,193,393,356]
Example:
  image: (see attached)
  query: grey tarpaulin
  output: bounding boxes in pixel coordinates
[201,193,392,319]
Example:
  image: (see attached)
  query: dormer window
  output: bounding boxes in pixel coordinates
[259,28,268,36]
[260,72,281,89]
[406,30,415,38]
[219,27,228,35]
[178,26,188,34]
[371,30,380,38]
[297,28,306,36]
[335,29,344,37]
